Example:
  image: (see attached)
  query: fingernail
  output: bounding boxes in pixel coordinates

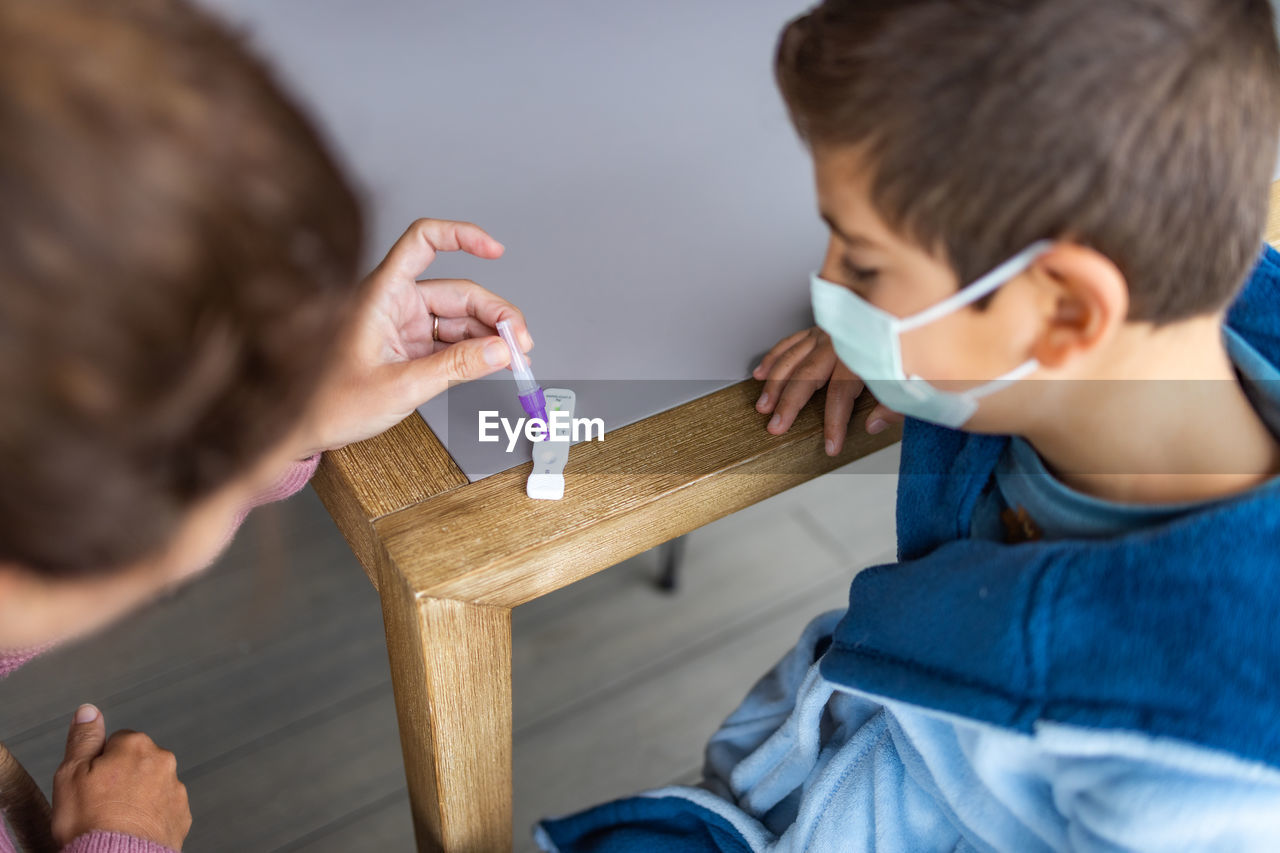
[867,418,886,435]
[483,341,508,366]
[825,439,836,456]
[768,414,781,431]
[75,704,98,723]
[756,393,769,411]
[752,365,764,379]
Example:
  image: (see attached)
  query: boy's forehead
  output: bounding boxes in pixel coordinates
[812,147,909,252]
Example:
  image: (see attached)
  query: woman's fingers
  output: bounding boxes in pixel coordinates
[415,278,531,350]
[376,219,505,282]
[60,704,106,768]
[432,314,508,347]
[51,714,191,850]
[393,335,516,410]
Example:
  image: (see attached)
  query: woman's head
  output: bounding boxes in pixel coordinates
[0,0,363,641]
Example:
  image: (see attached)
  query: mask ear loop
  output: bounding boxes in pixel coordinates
[962,356,1042,399]
[897,241,1052,396]
[897,240,1054,334]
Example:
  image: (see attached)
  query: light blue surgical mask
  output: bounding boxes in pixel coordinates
[810,240,1051,429]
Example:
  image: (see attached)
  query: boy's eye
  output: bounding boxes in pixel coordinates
[842,257,879,285]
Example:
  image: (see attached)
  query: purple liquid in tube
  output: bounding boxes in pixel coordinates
[518,387,549,432]
[496,320,550,439]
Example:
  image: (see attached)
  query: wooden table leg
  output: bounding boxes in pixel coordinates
[378,562,513,852]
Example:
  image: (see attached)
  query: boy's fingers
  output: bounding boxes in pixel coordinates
[62,704,106,766]
[866,402,904,435]
[768,348,838,434]
[757,336,817,413]
[378,219,505,282]
[769,370,829,435]
[753,329,811,380]
[416,279,531,350]
[823,367,864,454]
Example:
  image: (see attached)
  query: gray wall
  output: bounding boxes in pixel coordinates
[196,0,821,480]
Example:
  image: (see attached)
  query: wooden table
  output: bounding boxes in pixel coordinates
[311,383,900,852]
[311,176,1280,852]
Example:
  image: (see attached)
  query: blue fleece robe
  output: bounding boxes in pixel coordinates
[535,245,1280,853]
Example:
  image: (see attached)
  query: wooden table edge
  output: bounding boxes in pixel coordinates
[381,381,899,606]
[313,376,900,603]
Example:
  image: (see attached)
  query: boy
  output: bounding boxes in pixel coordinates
[537,0,1280,850]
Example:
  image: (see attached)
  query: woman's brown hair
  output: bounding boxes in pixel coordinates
[0,0,364,576]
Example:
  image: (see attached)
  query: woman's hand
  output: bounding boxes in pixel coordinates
[51,705,191,850]
[295,219,532,457]
[752,326,901,455]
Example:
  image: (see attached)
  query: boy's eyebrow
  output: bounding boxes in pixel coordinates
[820,211,878,249]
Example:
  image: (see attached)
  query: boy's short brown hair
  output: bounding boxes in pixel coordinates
[0,0,363,575]
[776,0,1280,322]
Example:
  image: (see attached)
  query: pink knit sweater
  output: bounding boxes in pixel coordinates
[0,455,320,853]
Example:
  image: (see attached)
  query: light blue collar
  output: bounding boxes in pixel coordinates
[994,324,1280,540]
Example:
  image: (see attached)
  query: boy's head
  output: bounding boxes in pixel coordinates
[0,0,362,637]
[776,0,1280,426]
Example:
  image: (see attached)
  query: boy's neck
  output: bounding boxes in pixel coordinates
[1021,315,1280,505]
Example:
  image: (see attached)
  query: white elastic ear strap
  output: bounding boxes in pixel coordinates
[967,357,1040,400]
[898,240,1053,333]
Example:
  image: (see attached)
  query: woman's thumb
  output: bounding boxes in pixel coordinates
[401,337,511,406]
[63,704,106,765]
[448,336,511,381]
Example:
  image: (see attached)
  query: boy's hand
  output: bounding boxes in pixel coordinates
[752,326,901,455]
[52,705,191,850]
[295,219,531,457]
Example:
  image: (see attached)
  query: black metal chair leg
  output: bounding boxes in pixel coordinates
[656,536,686,593]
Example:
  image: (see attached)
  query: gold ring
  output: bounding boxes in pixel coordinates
[432,314,440,342]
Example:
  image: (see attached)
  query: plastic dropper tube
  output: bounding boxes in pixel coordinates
[496,320,549,438]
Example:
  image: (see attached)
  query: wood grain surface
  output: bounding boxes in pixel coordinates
[312,413,467,587]
[374,382,900,607]
[375,557,513,853]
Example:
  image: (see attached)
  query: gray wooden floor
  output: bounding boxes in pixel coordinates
[0,444,900,852]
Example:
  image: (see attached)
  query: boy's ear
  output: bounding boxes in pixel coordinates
[1030,243,1128,369]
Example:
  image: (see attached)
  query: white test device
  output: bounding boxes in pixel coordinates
[527,388,575,500]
